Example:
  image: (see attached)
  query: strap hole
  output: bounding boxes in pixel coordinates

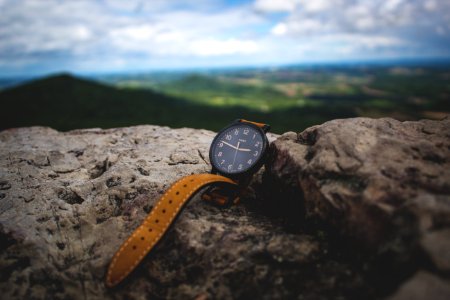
[148,228,152,232]
[162,209,166,213]
[155,219,159,223]
[141,237,145,241]
[190,179,194,182]
[176,191,179,195]
[169,200,172,204]
[183,184,187,187]
[132,245,137,250]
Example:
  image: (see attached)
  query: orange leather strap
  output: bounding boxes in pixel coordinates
[239,119,266,128]
[105,174,237,287]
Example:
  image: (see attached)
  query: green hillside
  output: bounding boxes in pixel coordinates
[0,74,348,133]
[2,67,447,134]
[155,74,293,110]
[101,66,450,123]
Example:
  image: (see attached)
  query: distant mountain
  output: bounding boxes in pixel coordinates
[0,73,361,133]
[0,73,277,132]
[0,73,177,130]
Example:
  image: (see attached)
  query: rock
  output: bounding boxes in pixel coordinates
[387,271,450,300]
[0,125,368,300]
[1,118,449,300]
[420,229,450,272]
[267,117,450,241]
[266,117,450,297]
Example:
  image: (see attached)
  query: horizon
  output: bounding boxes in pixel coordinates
[1,56,450,81]
[1,0,450,78]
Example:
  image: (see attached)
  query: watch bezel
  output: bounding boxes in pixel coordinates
[209,120,269,179]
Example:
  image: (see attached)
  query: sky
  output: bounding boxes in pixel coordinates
[1,0,450,76]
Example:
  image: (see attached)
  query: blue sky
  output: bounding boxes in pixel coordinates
[1,0,450,76]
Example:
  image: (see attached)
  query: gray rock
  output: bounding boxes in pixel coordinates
[266,117,450,299]
[1,118,449,300]
[267,117,450,242]
[387,271,450,300]
[0,125,367,300]
[420,229,450,272]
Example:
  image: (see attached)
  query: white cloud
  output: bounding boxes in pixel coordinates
[254,0,297,13]
[189,38,259,56]
[383,0,404,12]
[424,0,437,12]
[109,25,159,48]
[335,34,404,49]
[264,0,450,41]
[290,19,330,34]
[73,25,92,41]
[103,0,142,12]
[298,0,331,13]
[295,34,404,56]
[271,23,287,35]
[109,24,260,57]
[0,0,264,60]
[0,0,449,74]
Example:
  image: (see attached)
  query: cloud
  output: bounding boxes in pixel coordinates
[0,0,449,75]
[265,0,450,60]
[108,24,259,56]
[265,0,450,36]
[189,38,259,56]
[254,0,297,12]
[0,1,263,60]
[271,23,287,35]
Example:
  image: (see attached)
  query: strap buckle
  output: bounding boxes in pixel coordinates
[201,184,241,207]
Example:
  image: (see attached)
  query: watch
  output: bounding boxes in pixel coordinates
[105,119,270,287]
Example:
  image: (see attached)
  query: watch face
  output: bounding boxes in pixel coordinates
[210,123,266,175]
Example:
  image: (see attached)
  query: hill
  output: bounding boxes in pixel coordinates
[0,74,354,133]
[0,73,253,131]
[97,66,450,123]
[0,73,196,131]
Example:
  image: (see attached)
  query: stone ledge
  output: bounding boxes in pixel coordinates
[0,118,449,299]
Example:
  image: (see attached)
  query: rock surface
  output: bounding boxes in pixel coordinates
[266,117,450,296]
[387,271,450,300]
[0,125,361,300]
[0,118,449,300]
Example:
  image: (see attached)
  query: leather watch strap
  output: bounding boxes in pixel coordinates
[239,119,266,128]
[105,173,237,287]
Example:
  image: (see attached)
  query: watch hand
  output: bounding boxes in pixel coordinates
[237,148,251,152]
[232,141,240,166]
[221,140,238,150]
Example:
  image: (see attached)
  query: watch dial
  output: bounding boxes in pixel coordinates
[211,124,265,174]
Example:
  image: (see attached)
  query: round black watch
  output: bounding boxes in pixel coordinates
[209,119,270,179]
